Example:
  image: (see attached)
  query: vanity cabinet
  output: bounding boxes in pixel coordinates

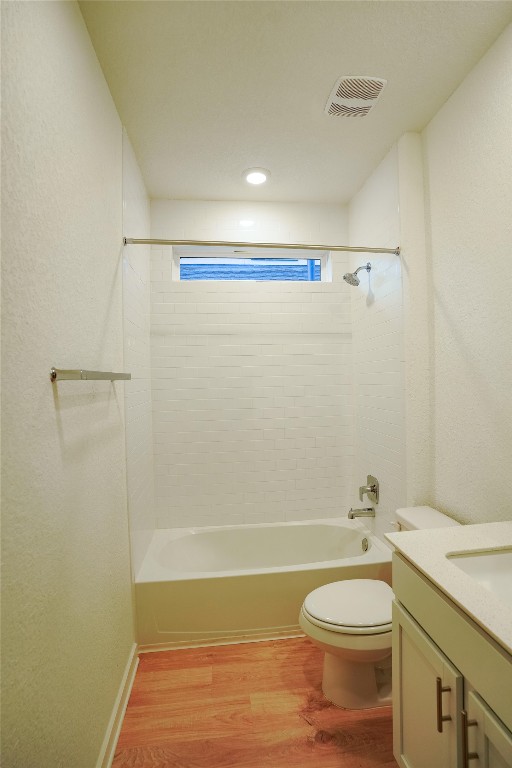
[393,602,463,767]
[392,553,512,768]
[465,690,512,768]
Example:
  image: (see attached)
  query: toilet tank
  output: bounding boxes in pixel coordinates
[395,506,460,531]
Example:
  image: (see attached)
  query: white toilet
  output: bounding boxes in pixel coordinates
[299,506,460,709]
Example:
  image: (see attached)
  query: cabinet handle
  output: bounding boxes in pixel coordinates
[461,710,478,766]
[436,677,452,733]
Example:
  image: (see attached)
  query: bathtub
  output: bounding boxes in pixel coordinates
[135,518,392,649]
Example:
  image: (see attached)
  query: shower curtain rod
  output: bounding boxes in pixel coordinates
[123,238,400,256]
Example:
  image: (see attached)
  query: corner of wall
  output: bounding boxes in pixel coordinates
[96,643,139,768]
[122,131,155,577]
[348,144,406,540]
[397,132,434,507]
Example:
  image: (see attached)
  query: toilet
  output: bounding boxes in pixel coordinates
[299,506,460,709]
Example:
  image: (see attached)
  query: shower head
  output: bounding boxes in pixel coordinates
[343,262,371,286]
[343,272,360,286]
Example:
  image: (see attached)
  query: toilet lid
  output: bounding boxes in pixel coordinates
[303,579,393,630]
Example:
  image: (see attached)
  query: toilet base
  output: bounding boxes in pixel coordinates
[322,651,392,709]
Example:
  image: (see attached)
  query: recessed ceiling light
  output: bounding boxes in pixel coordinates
[243,168,270,185]
[239,220,255,227]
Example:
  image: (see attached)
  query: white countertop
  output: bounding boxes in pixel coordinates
[386,521,512,656]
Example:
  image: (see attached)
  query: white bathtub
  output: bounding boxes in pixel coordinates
[135,518,392,649]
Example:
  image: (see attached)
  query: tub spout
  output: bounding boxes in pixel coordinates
[348,507,375,519]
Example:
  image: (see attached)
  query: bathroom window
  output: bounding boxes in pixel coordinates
[180,257,321,281]
[173,246,331,282]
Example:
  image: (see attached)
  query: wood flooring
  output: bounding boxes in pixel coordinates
[113,637,398,768]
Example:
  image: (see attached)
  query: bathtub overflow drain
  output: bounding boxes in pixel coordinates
[362,537,369,552]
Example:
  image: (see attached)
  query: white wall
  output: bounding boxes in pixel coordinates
[150,201,354,528]
[348,147,406,539]
[122,132,155,576]
[151,200,347,245]
[422,23,512,523]
[2,3,134,765]
[398,133,432,508]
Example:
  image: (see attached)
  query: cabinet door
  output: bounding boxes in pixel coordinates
[464,690,512,768]
[393,601,464,768]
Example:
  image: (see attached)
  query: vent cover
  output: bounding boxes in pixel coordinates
[325,76,387,117]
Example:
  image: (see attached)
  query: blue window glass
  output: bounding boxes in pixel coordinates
[180,257,321,281]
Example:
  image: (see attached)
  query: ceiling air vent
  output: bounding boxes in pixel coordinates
[325,76,387,117]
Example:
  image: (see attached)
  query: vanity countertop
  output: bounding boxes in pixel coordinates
[386,521,512,656]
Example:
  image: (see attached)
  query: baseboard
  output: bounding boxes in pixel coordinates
[96,642,139,768]
[95,630,306,762]
[138,628,305,654]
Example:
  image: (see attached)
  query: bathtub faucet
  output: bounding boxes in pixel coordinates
[348,507,375,519]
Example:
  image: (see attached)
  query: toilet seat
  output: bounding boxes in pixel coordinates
[302,607,392,635]
[303,579,393,635]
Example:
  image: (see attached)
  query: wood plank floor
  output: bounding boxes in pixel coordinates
[113,637,398,768]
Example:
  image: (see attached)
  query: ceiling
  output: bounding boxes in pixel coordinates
[80,1,512,204]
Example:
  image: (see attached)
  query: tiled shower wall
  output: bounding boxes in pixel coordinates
[150,201,355,528]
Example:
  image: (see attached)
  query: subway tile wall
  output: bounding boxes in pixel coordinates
[150,201,354,528]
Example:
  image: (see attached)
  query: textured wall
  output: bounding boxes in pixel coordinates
[348,146,406,539]
[422,23,512,523]
[122,132,155,576]
[150,201,354,528]
[1,3,134,765]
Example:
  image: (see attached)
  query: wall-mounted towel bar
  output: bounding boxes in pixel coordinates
[50,368,131,382]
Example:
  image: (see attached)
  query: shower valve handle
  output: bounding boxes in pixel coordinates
[359,475,379,504]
